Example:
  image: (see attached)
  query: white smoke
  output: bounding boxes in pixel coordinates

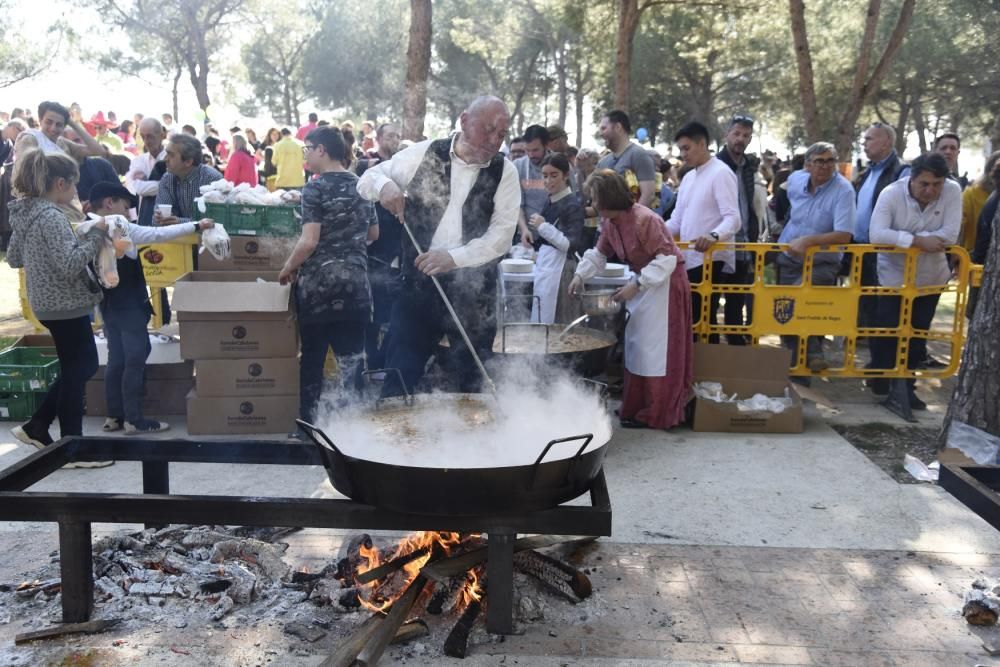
[313,356,612,469]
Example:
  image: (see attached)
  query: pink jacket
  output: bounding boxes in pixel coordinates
[224,150,258,187]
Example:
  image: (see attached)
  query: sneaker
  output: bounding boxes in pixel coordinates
[124,419,170,435]
[11,421,54,450]
[102,417,124,432]
[909,394,928,411]
[64,460,115,469]
[807,356,830,372]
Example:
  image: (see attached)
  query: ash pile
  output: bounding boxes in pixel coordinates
[1,526,602,665]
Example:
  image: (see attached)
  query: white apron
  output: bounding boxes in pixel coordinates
[624,278,670,376]
[531,244,566,324]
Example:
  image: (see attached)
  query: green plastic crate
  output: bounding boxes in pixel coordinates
[203,202,229,226]
[227,204,268,236]
[0,347,60,392]
[263,206,301,237]
[0,391,43,422]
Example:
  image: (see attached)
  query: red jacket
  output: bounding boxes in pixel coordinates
[224,150,258,187]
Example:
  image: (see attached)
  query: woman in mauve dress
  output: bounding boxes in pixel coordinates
[570,169,693,429]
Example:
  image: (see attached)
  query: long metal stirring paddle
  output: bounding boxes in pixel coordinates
[398,216,498,397]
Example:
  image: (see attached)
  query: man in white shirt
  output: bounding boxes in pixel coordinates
[665,121,740,342]
[357,95,521,395]
[868,152,961,408]
[126,118,168,226]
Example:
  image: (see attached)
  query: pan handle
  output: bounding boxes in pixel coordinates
[529,433,594,490]
[579,378,609,410]
[296,419,355,498]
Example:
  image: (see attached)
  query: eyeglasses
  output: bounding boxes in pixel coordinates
[303,144,316,152]
[810,157,837,166]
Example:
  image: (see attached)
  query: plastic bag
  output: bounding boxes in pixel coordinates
[200,223,231,260]
[947,421,1000,465]
[76,218,121,288]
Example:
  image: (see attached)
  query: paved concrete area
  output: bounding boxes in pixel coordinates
[1,403,999,665]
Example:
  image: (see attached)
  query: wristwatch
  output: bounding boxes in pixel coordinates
[709,231,719,241]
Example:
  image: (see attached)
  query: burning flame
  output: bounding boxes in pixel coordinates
[463,568,483,606]
[356,532,479,613]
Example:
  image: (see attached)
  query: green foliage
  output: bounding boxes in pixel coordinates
[301,0,408,121]
[0,2,70,89]
[238,5,314,125]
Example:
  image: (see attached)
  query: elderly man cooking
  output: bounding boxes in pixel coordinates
[357,96,521,395]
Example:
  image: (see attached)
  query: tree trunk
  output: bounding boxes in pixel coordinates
[402,0,432,141]
[950,111,963,134]
[556,51,568,129]
[788,0,820,142]
[281,55,294,126]
[894,85,910,155]
[614,0,641,112]
[831,0,916,159]
[913,96,928,153]
[940,217,1000,447]
[171,65,182,122]
[574,86,584,148]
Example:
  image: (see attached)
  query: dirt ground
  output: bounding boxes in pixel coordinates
[832,423,942,483]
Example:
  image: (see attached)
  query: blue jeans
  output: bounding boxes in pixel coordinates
[100,306,151,423]
[35,316,99,437]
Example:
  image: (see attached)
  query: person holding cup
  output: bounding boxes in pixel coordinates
[153,133,222,226]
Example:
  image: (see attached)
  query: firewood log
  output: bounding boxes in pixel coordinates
[513,549,591,602]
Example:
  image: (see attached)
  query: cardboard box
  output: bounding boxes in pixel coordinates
[92,361,193,381]
[185,389,298,435]
[195,357,299,397]
[692,344,803,433]
[173,272,296,360]
[172,271,291,313]
[178,313,298,360]
[10,334,55,348]
[86,378,193,416]
[196,236,295,271]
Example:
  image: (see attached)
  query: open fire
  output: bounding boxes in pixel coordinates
[355,532,483,614]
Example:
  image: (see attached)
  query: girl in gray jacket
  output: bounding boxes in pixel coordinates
[7,149,109,453]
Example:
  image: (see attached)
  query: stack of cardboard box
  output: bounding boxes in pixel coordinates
[173,271,299,435]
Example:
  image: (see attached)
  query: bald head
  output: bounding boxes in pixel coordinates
[457,96,510,164]
[139,117,166,155]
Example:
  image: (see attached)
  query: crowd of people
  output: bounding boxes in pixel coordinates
[0,94,994,460]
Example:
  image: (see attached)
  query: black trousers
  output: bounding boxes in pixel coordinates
[382,274,496,397]
[34,316,99,437]
[856,252,880,330]
[869,294,941,391]
[688,261,726,344]
[720,258,753,345]
[298,319,366,423]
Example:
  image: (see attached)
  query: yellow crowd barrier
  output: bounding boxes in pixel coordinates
[17,233,198,332]
[685,242,979,379]
[17,237,984,383]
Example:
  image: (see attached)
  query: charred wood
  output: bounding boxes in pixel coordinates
[355,574,431,667]
[355,546,429,585]
[443,596,483,659]
[15,618,122,645]
[335,534,374,581]
[391,618,429,645]
[421,534,594,583]
[425,576,464,615]
[318,614,383,667]
[513,550,591,602]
